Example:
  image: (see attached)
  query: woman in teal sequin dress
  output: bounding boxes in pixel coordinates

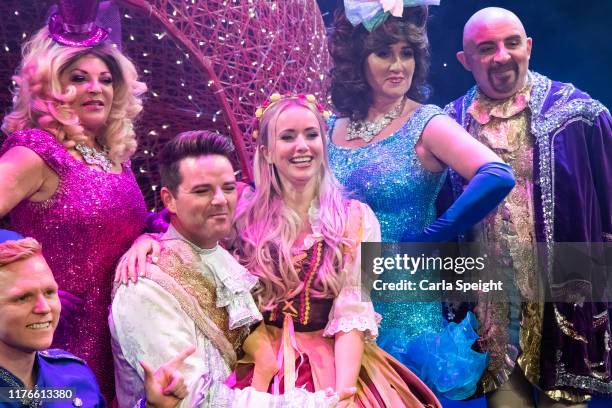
[326,3,515,400]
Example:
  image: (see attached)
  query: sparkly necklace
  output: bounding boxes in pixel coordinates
[75,143,113,172]
[346,97,407,143]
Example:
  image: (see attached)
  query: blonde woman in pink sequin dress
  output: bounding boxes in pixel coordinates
[0,9,147,402]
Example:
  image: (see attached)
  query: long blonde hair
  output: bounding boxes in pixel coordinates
[1,27,147,164]
[234,98,352,311]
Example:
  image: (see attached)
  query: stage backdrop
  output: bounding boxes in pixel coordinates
[0,0,331,210]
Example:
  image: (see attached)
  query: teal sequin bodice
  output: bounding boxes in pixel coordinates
[328,104,447,342]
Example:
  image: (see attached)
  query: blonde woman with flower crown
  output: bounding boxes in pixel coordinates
[222,93,441,408]
[0,2,147,401]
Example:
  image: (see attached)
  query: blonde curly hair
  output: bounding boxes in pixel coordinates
[1,26,147,164]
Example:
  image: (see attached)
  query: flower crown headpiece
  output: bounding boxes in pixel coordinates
[252,92,331,140]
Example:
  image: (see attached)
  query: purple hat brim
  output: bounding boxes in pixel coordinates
[0,229,25,244]
[48,13,109,47]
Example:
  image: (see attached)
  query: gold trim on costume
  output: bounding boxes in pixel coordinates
[152,241,248,366]
[544,389,592,403]
[554,305,588,343]
[518,301,544,385]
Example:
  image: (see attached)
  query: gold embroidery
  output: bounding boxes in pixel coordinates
[301,241,323,325]
[469,83,545,394]
[518,302,544,385]
[468,81,532,125]
[152,241,247,365]
[476,293,514,393]
[554,305,588,343]
[544,389,592,403]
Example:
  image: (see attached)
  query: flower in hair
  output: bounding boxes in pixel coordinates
[381,0,405,17]
[344,0,440,32]
[251,93,331,139]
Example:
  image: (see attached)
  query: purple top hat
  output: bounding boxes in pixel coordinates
[48,0,109,47]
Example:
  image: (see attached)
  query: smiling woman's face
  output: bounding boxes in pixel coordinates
[263,105,324,190]
[364,41,415,104]
[60,54,114,136]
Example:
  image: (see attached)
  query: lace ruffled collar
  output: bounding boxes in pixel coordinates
[163,225,262,329]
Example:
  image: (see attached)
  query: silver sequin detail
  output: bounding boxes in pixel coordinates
[74,143,113,172]
[346,97,407,143]
[555,350,612,394]
[529,72,608,281]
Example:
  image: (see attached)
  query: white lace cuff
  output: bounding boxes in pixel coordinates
[324,313,380,342]
[324,286,380,341]
[231,387,339,408]
[202,382,340,408]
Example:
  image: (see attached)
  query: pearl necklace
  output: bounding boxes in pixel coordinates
[346,97,407,143]
[75,143,114,172]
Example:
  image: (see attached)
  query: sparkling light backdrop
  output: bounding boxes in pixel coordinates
[0,0,331,210]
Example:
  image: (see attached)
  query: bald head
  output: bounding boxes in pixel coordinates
[457,7,532,99]
[463,8,526,48]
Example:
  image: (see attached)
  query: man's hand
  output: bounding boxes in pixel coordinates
[141,345,196,408]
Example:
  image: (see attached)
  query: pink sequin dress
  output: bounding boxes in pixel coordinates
[0,129,147,402]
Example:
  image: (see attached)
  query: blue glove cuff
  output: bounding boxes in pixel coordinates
[413,161,515,242]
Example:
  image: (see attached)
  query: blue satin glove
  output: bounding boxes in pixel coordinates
[405,162,515,242]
